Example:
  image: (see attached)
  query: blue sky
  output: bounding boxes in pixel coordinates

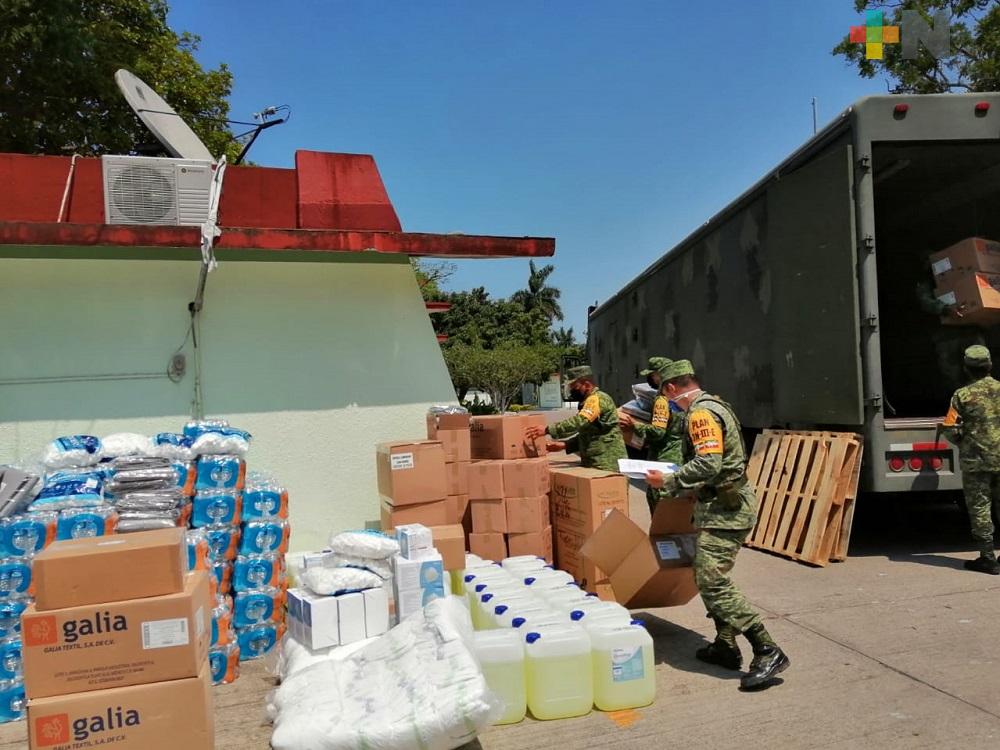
[168,0,886,335]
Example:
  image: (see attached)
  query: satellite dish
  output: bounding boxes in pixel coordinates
[115,69,214,161]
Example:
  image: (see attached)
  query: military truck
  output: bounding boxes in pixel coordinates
[588,93,1000,494]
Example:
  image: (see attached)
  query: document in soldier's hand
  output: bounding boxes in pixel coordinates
[617,459,679,479]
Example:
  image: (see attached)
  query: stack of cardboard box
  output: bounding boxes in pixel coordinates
[931,237,1000,326]
[426,412,473,530]
[22,529,214,749]
[549,467,629,599]
[465,414,551,562]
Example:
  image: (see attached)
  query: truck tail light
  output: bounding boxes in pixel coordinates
[975,101,991,115]
[888,456,905,472]
[929,456,944,471]
[908,456,924,472]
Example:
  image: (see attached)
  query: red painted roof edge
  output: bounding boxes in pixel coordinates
[0,221,555,259]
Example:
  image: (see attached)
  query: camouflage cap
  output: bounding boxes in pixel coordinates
[965,345,992,366]
[639,356,671,377]
[660,359,695,381]
[564,365,593,383]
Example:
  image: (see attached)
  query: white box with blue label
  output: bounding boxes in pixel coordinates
[392,552,446,621]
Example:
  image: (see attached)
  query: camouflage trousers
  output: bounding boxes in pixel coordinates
[694,528,762,634]
[964,471,1000,556]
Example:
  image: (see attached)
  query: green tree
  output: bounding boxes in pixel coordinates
[412,259,456,301]
[445,344,556,413]
[0,0,240,159]
[833,1,1000,93]
[511,260,564,322]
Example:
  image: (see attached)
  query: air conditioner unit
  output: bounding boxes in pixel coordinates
[102,155,214,226]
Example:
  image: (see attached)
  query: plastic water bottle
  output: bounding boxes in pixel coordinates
[0,639,21,682]
[0,680,24,724]
[0,560,31,599]
[473,629,526,725]
[209,643,241,685]
[476,587,524,631]
[236,623,278,660]
[461,567,509,602]
[501,556,549,575]
[537,585,592,611]
[524,624,593,720]
[589,622,656,711]
[233,588,281,628]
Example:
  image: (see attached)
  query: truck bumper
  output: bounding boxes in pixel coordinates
[865,421,963,493]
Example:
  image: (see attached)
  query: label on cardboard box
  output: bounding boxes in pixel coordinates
[391,453,415,470]
[932,257,953,276]
[141,617,190,649]
[655,540,680,561]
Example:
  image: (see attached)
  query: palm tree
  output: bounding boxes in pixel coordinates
[551,326,576,348]
[512,260,564,322]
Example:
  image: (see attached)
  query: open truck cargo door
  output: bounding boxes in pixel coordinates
[766,145,864,426]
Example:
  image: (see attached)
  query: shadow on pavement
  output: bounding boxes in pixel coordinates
[633,611,742,681]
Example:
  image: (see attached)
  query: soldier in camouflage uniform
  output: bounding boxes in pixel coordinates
[525,365,626,473]
[646,360,789,690]
[941,345,1000,575]
[621,357,687,514]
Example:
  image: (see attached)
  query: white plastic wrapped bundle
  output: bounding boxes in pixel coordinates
[41,436,103,469]
[328,530,400,560]
[301,566,384,596]
[271,634,375,682]
[152,433,196,461]
[269,597,500,750]
[329,555,392,580]
[101,433,154,458]
[30,470,104,511]
[183,419,252,457]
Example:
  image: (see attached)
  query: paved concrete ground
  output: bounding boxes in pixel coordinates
[4,490,998,749]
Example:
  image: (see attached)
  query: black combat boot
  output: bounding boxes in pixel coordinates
[695,640,743,670]
[964,555,1000,575]
[740,624,789,690]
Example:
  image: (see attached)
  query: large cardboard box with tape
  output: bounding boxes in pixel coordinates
[581,498,699,609]
[549,467,629,593]
[22,572,212,699]
[28,664,213,750]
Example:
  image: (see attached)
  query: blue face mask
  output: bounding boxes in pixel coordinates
[668,400,683,413]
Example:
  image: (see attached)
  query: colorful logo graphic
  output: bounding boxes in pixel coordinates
[850,9,899,60]
[34,714,70,747]
[24,615,57,647]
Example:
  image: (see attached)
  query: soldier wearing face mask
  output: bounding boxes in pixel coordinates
[524,365,626,472]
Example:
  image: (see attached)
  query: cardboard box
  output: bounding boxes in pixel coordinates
[470,498,507,533]
[507,525,553,562]
[935,270,1000,326]
[392,553,446,621]
[550,467,629,592]
[502,457,550,498]
[381,499,448,532]
[469,532,507,562]
[32,528,187,611]
[376,441,447,507]
[468,460,505,500]
[617,409,648,450]
[396,524,434,559]
[470,415,546,460]
[930,237,1000,277]
[580,499,699,609]
[363,588,389,638]
[23,572,211,699]
[28,664,213,750]
[429,524,466,571]
[506,495,550,533]
[426,413,472,463]
[445,461,470,496]
[445,494,471,528]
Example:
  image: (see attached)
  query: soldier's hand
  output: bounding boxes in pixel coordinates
[546,440,566,452]
[525,425,547,440]
[646,470,665,488]
[619,413,634,428]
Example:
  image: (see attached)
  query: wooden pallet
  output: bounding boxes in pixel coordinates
[745,429,863,567]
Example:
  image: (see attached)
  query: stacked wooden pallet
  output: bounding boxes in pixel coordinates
[745,429,863,567]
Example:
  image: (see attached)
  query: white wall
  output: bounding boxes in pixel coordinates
[0,255,457,551]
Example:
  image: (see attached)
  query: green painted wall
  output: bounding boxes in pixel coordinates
[0,255,457,551]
